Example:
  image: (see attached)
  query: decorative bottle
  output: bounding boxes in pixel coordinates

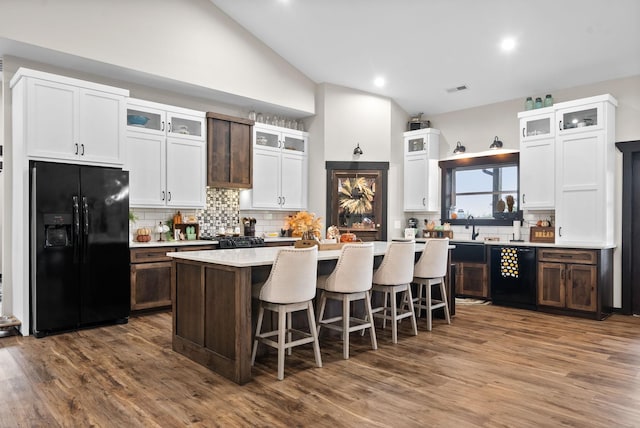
[534,97,543,109]
[524,97,534,111]
[543,94,553,107]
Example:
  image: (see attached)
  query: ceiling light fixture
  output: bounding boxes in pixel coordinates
[500,37,516,52]
[453,141,466,155]
[489,136,503,149]
[353,143,363,156]
[374,76,385,88]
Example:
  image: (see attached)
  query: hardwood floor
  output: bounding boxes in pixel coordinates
[1,305,640,427]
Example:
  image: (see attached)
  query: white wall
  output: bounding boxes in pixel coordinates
[0,0,315,114]
[428,75,640,155]
[309,83,409,239]
[323,84,392,161]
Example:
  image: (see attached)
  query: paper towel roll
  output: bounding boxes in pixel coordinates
[513,220,521,241]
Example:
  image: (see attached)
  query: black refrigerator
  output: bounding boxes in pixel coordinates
[30,161,130,337]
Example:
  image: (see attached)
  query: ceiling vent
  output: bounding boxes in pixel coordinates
[446,84,468,93]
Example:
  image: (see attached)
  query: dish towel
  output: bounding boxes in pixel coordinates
[500,248,519,278]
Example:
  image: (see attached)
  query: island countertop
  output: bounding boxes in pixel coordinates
[167,241,398,267]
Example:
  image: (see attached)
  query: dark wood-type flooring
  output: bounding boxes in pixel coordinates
[1,305,640,427]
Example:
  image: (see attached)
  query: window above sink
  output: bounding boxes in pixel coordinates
[439,152,521,226]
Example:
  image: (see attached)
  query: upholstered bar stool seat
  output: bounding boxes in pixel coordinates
[316,243,377,359]
[251,246,322,380]
[370,241,418,344]
[413,238,451,331]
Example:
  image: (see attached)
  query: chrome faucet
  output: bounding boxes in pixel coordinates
[465,215,480,240]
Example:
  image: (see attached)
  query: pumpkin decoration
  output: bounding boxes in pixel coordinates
[136,227,152,242]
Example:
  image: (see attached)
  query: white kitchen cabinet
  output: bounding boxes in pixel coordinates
[518,109,555,209]
[554,95,616,246]
[403,128,440,212]
[166,138,206,207]
[127,98,206,208]
[240,123,308,210]
[10,68,128,166]
[556,98,607,135]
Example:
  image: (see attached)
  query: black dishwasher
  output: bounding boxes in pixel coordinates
[490,246,537,310]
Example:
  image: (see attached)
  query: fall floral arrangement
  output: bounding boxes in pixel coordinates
[285,211,323,240]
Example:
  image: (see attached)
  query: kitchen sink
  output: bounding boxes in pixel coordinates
[451,241,486,263]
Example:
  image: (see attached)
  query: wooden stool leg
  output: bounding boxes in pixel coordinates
[364,290,378,350]
[287,312,293,356]
[406,285,418,336]
[382,291,389,330]
[307,301,323,368]
[316,292,327,335]
[343,294,350,359]
[440,280,451,325]
[390,289,398,344]
[427,282,433,332]
[252,305,265,365]
[277,306,286,380]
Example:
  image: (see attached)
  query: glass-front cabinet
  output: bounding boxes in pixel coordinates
[518,107,555,141]
[555,95,614,135]
[126,99,205,141]
[255,123,306,154]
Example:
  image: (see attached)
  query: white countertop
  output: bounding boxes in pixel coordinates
[130,236,298,248]
[130,239,217,248]
[413,237,615,250]
[167,241,412,268]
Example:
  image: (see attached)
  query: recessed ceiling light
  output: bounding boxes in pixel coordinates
[501,37,516,52]
[374,76,385,88]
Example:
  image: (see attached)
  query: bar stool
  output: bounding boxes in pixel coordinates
[413,238,451,331]
[370,241,418,344]
[251,246,322,380]
[316,243,377,359]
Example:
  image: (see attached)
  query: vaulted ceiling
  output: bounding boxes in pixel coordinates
[210,0,640,115]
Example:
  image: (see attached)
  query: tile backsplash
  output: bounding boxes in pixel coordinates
[130,187,296,238]
[417,210,555,242]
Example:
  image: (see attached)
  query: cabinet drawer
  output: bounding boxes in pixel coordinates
[537,249,597,264]
[177,245,216,252]
[130,247,176,263]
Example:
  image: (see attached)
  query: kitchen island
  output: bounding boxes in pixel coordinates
[166,241,446,384]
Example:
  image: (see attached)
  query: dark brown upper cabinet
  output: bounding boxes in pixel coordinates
[206,112,254,188]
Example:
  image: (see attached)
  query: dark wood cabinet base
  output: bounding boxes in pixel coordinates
[172,259,252,385]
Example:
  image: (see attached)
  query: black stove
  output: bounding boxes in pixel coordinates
[216,236,265,249]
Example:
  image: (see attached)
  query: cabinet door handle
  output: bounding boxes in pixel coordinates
[282,196,286,206]
[161,191,165,201]
[559,226,562,237]
[422,197,426,206]
[559,120,563,131]
[161,121,165,132]
[168,122,172,133]
[75,143,79,155]
[80,144,85,156]
[522,127,526,138]
[522,194,526,204]
[277,196,281,205]
[168,191,172,201]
